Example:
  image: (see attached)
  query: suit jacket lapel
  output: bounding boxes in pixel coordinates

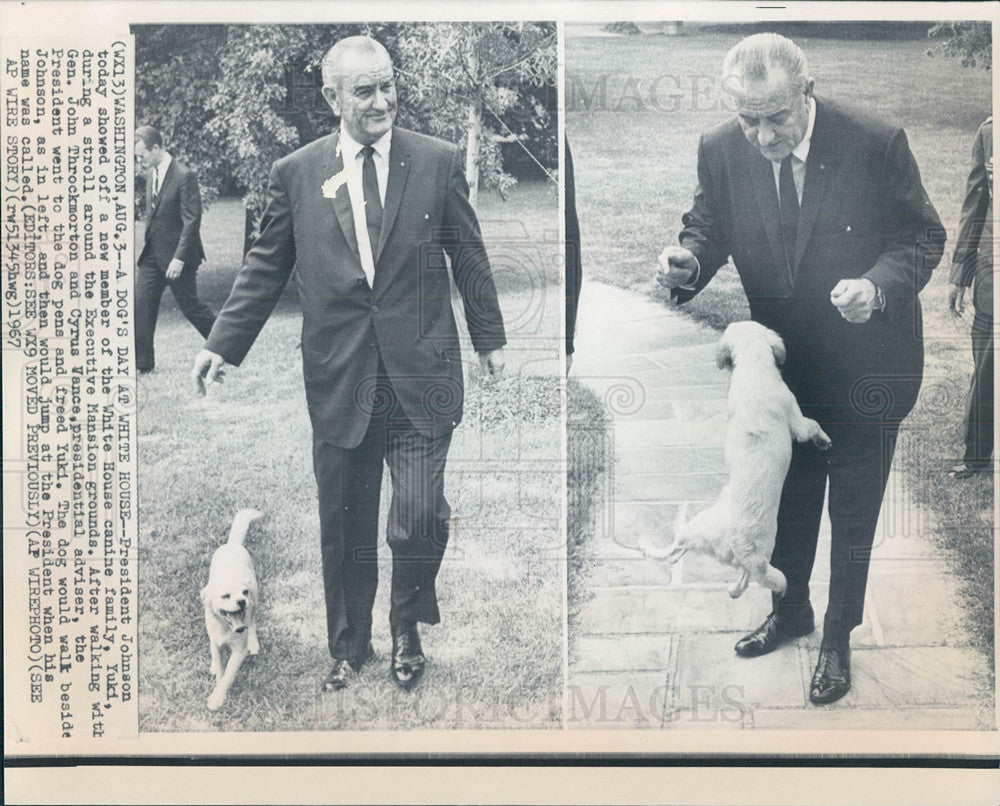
[794,98,842,272]
[325,133,362,262]
[146,167,154,226]
[376,128,411,267]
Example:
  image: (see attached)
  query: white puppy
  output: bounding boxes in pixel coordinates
[640,322,831,598]
[201,508,263,710]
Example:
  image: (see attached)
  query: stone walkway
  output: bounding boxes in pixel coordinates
[567,280,994,730]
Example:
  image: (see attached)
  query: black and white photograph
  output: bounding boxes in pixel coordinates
[566,20,996,730]
[131,21,563,731]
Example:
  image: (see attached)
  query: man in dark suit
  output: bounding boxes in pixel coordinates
[658,33,944,704]
[192,36,506,691]
[134,126,216,374]
[947,117,993,479]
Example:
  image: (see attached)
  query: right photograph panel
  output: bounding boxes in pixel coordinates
[565,20,995,730]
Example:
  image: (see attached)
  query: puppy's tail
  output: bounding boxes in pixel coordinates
[228,509,264,546]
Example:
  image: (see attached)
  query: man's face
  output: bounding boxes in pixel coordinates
[323,49,397,146]
[730,69,813,161]
[135,138,162,171]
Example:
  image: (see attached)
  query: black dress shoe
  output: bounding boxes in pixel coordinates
[321,643,374,693]
[810,640,851,704]
[391,623,425,689]
[734,607,814,658]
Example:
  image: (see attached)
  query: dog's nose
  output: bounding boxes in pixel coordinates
[236,598,246,609]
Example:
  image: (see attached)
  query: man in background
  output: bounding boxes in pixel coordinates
[134,125,216,375]
[947,116,994,479]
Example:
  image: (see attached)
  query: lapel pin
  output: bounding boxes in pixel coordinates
[424,214,429,219]
[846,225,852,232]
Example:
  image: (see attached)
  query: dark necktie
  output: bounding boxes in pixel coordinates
[361,145,383,258]
[778,155,799,269]
[151,167,160,207]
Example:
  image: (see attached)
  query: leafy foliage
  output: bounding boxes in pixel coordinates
[134,22,557,224]
[928,21,992,69]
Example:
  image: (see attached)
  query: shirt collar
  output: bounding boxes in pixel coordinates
[156,151,172,178]
[791,96,816,164]
[340,126,392,163]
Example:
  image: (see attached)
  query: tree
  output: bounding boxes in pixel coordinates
[394,22,557,206]
[928,22,992,69]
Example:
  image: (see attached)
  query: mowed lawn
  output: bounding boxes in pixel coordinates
[136,180,564,731]
[567,27,995,653]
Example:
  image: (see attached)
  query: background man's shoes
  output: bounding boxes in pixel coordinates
[391,623,425,689]
[810,640,851,704]
[321,643,374,692]
[735,607,814,658]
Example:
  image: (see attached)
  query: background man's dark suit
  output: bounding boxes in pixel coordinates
[205,126,506,663]
[136,158,215,372]
[675,97,945,636]
[949,117,994,473]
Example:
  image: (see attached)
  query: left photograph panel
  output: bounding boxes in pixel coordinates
[131,22,563,731]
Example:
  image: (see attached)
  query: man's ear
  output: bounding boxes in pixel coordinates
[804,77,815,100]
[321,85,341,117]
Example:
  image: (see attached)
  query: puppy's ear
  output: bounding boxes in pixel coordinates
[767,330,787,366]
[715,335,733,370]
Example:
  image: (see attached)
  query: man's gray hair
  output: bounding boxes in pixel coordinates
[722,32,810,92]
[321,36,390,89]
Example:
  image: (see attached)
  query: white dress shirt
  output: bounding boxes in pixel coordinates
[340,127,391,287]
[152,151,171,200]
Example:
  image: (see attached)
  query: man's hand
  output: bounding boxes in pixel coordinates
[948,282,967,316]
[191,349,226,397]
[166,258,184,281]
[478,348,505,384]
[830,278,879,323]
[656,246,699,290]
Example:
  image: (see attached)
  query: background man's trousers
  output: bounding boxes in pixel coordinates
[135,260,216,372]
[964,309,994,470]
[312,363,452,665]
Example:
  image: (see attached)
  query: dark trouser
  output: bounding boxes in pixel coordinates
[770,420,899,641]
[963,311,994,468]
[134,259,216,372]
[312,370,453,664]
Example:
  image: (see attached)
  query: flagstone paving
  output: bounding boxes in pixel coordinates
[568,280,995,731]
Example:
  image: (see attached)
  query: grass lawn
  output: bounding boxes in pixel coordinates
[567,28,994,657]
[136,180,564,731]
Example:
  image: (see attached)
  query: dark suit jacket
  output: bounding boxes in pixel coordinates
[950,117,993,318]
[676,98,945,423]
[139,158,206,270]
[206,126,507,448]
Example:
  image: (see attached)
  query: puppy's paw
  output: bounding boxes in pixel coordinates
[207,687,226,711]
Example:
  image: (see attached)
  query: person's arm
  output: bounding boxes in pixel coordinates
[861,128,944,305]
[193,161,296,393]
[671,133,730,303]
[174,168,204,267]
[951,125,990,290]
[565,139,582,360]
[440,146,506,379]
